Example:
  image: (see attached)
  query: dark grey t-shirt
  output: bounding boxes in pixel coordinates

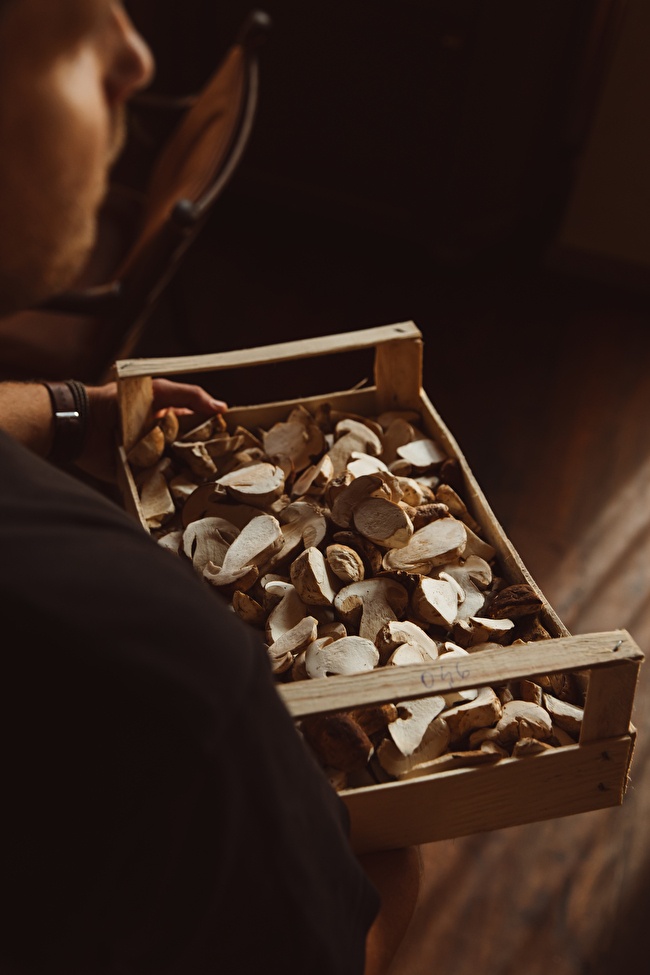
[0,431,378,974]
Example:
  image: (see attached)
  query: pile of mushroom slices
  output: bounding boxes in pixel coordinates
[129,402,586,790]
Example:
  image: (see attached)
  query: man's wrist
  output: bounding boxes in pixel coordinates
[42,380,88,464]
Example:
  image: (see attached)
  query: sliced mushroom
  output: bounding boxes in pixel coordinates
[170,440,218,478]
[375,619,441,665]
[216,462,286,508]
[543,693,583,737]
[330,473,387,529]
[265,583,308,646]
[304,635,379,679]
[353,496,414,549]
[267,615,319,671]
[290,547,340,606]
[203,514,283,589]
[291,452,334,497]
[232,589,266,628]
[412,576,460,628]
[382,517,467,573]
[182,516,240,574]
[376,715,450,776]
[325,544,365,585]
[263,407,326,473]
[493,700,553,744]
[443,685,503,742]
[388,696,447,756]
[127,424,166,469]
[334,577,409,643]
[396,437,447,469]
[435,555,493,621]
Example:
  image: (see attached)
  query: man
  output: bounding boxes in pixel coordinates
[0,3,420,973]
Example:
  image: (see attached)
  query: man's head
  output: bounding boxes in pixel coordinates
[0,0,154,315]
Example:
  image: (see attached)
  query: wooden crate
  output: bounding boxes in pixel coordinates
[114,322,644,853]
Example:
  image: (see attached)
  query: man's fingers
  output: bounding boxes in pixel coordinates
[151,378,227,414]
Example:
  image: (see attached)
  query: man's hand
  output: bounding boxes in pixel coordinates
[79,379,227,481]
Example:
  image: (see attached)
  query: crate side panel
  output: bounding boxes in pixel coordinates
[344,737,632,853]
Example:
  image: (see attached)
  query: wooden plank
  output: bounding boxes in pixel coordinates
[115,445,148,530]
[344,736,633,852]
[374,335,423,412]
[117,375,154,453]
[580,658,642,742]
[114,321,422,379]
[277,630,643,718]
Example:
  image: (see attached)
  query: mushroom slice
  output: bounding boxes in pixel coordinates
[232,589,266,628]
[388,696,447,756]
[128,424,166,469]
[291,453,334,497]
[434,483,482,533]
[379,417,416,465]
[377,716,450,776]
[180,413,227,442]
[493,700,553,745]
[216,462,286,508]
[353,497,414,549]
[461,525,497,562]
[443,686,503,742]
[375,619,441,665]
[543,694,583,737]
[396,437,447,469]
[436,555,493,621]
[330,473,387,529]
[334,578,409,643]
[265,584,307,646]
[412,576,460,628]
[290,547,340,606]
[182,516,240,574]
[279,500,328,549]
[382,517,466,573]
[326,421,383,477]
[169,472,200,504]
[347,453,391,478]
[267,615,319,669]
[304,635,379,679]
[263,407,326,474]
[464,616,515,647]
[325,544,365,585]
[395,476,435,507]
[157,529,183,554]
[203,514,283,588]
[170,440,218,478]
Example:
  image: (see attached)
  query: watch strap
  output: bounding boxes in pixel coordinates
[42,380,88,464]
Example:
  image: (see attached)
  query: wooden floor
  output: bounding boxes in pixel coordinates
[136,195,650,975]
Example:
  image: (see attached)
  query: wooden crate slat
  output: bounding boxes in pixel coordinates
[344,737,633,853]
[278,630,643,719]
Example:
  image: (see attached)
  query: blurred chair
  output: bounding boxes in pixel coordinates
[0,9,271,385]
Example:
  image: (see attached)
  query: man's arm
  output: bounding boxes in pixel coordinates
[0,378,227,479]
[0,381,55,455]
